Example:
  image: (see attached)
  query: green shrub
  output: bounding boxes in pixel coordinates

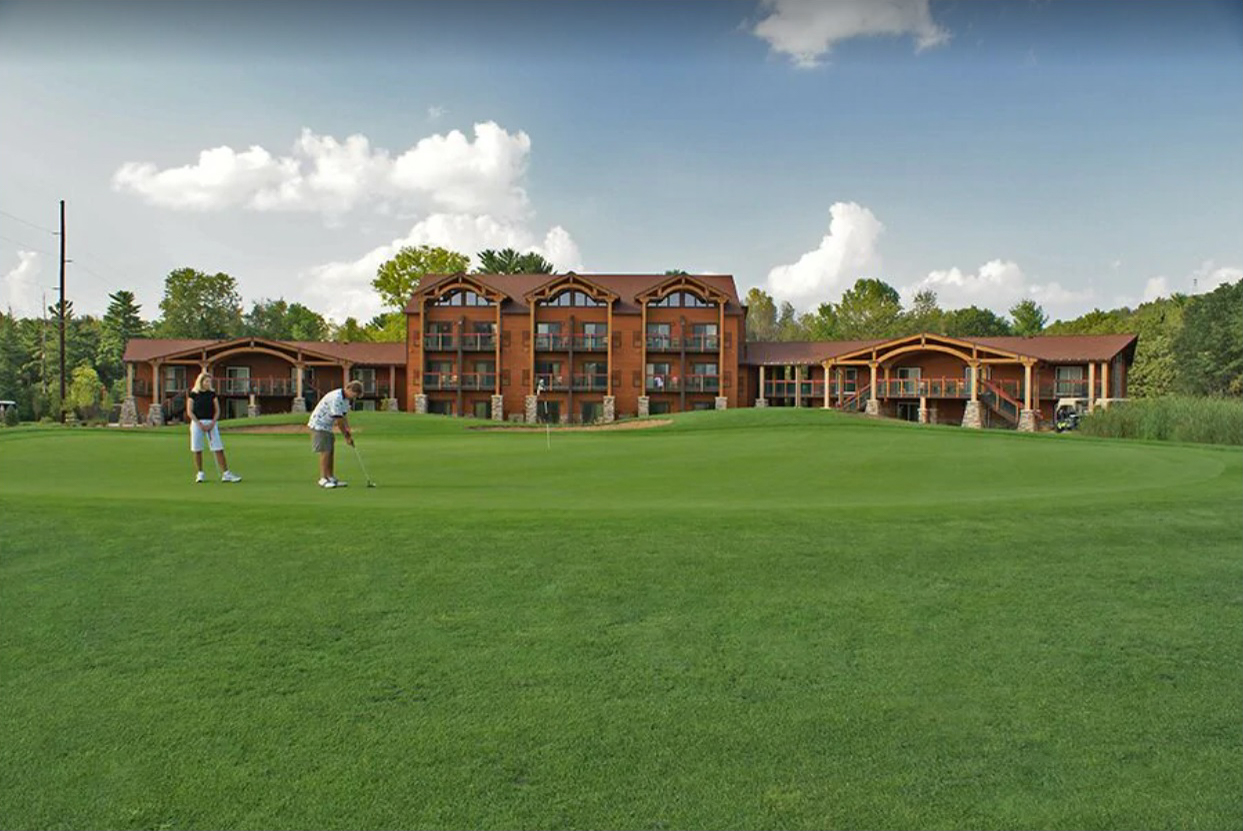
[2,406,18,427]
[1079,396,1243,445]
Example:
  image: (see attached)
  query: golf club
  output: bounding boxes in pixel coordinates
[350,439,377,488]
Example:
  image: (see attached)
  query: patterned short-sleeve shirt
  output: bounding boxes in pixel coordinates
[307,388,350,432]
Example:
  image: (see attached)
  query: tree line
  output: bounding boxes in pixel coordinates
[2,252,1238,423]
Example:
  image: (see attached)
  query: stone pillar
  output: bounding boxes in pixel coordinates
[865,398,880,417]
[247,394,260,418]
[491,395,504,421]
[291,397,307,413]
[147,403,165,426]
[755,398,768,407]
[385,398,399,412]
[414,394,428,414]
[638,396,650,417]
[962,400,983,429]
[1018,409,1037,432]
[120,396,139,427]
[918,395,929,424]
[602,395,616,423]
[930,405,939,425]
[524,394,539,423]
[714,396,727,410]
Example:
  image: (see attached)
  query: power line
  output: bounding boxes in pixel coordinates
[0,231,57,257]
[0,208,57,236]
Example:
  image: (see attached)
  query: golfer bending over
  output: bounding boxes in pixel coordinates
[186,371,242,483]
[308,379,362,488]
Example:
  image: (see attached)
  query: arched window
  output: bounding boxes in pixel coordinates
[646,290,715,309]
[538,289,604,307]
[433,289,491,307]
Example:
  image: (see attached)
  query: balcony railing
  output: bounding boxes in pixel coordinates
[535,333,571,351]
[763,380,826,399]
[572,373,609,392]
[534,374,569,392]
[646,374,680,393]
[684,335,720,352]
[424,333,457,350]
[460,372,497,390]
[461,333,496,351]
[685,374,720,393]
[423,372,458,391]
[571,334,608,351]
[1051,379,1090,398]
[646,335,678,351]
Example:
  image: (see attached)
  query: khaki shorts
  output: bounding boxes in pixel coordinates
[310,429,334,453]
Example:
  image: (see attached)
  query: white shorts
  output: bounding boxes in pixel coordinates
[190,420,224,453]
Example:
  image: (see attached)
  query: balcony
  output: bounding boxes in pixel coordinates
[571,333,608,351]
[424,333,457,351]
[534,374,569,392]
[460,372,497,391]
[685,374,720,394]
[646,335,678,352]
[763,380,825,399]
[423,372,458,391]
[572,373,609,392]
[646,374,680,393]
[1050,379,1090,398]
[534,333,571,351]
[461,333,497,351]
[684,335,720,352]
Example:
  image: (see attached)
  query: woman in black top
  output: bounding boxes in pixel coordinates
[186,371,241,483]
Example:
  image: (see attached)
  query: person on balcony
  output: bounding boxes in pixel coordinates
[307,379,362,488]
[186,371,242,484]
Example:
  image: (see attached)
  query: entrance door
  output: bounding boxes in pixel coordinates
[538,401,561,424]
[473,400,491,420]
[580,401,602,423]
[896,402,920,422]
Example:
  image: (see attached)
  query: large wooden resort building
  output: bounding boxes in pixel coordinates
[122,272,1137,431]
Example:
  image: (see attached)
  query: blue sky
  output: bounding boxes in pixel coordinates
[1,0,1240,324]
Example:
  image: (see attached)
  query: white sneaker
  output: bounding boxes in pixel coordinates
[318,477,336,488]
[332,479,348,488]
[194,471,206,484]
[221,471,242,483]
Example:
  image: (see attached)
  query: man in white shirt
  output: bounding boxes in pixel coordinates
[307,380,363,488]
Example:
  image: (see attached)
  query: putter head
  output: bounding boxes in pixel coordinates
[366,481,377,488]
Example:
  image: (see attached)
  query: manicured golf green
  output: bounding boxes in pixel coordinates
[1,409,1239,830]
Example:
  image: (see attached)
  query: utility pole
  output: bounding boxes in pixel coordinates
[58,199,66,422]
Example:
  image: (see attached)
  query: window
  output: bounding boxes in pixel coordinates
[164,365,187,393]
[580,402,603,423]
[540,289,603,307]
[224,366,250,395]
[425,361,454,390]
[646,362,672,391]
[690,363,719,393]
[433,289,490,306]
[1055,365,1086,397]
[427,399,454,415]
[895,367,921,396]
[424,321,454,350]
[535,322,564,350]
[473,400,492,420]
[646,322,673,350]
[647,290,714,308]
[649,401,671,415]
[843,367,857,394]
[689,323,718,350]
[470,361,496,390]
[691,401,714,411]
[350,367,377,395]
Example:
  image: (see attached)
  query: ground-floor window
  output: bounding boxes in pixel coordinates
[896,402,920,422]
[580,401,602,423]
[355,399,377,412]
[690,400,714,411]
[473,400,491,420]
[428,399,453,416]
[648,401,671,415]
[536,400,560,423]
[225,398,248,419]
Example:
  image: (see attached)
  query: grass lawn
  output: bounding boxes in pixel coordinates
[1,409,1240,830]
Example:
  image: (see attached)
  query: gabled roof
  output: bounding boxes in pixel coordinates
[740,333,1139,367]
[408,272,745,315]
[123,337,405,365]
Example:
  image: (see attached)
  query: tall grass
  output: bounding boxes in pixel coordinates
[1079,396,1243,445]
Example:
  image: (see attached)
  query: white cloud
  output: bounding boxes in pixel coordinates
[765,201,883,308]
[1142,276,1169,303]
[2,251,43,318]
[113,122,531,219]
[1190,260,1243,294]
[751,0,949,68]
[904,259,1095,317]
[302,214,584,322]
[427,105,447,122]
